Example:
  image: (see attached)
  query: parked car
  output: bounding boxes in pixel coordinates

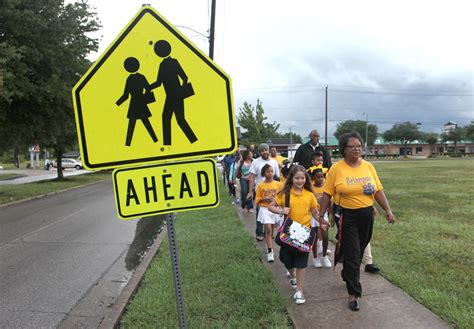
[61,158,83,170]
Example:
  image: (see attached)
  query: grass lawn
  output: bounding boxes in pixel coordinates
[0,173,27,181]
[0,171,111,204]
[120,182,291,328]
[372,158,474,329]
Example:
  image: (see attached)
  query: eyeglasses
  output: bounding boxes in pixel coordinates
[346,145,362,150]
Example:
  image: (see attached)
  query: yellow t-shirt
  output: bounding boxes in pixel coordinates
[274,187,317,227]
[313,185,324,205]
[271,155,286,167]
[256,180,281,207]
[323,159,383,209]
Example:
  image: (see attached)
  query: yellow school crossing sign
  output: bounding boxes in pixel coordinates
[72,6,236,170]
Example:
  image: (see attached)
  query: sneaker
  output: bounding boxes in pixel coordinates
[267,250,274,262]
[286,270,291,278]
[321,255,332,268]
[294,291,305,305]
[348,298,360,311]
[256,236,264,241]
[289,277,297,289]
[313,258,322,268]
[249,209,255,213]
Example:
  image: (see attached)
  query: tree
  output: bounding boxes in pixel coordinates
[382,122,421,156]
[0,0,100,177]
[421,132,439,145]
[464,121,474,142]
[280,131,302,144]
[237,99,280,145]
[333,120,378,146]
[441,127,465,154]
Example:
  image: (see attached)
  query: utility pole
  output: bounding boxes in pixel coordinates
[289,127,293,159]
[364,112,369,156]
[325,85,328,146]
[209,0,216,59]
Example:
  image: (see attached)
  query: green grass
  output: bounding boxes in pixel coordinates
[0,173,27,181]
[0,171,112,204]
[0,161,30,169]
[120,183,291,328]
[371,158,474,329]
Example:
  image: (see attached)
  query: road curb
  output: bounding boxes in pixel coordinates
[98,220,168,329]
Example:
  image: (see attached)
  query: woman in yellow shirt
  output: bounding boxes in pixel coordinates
[318,132,395,312]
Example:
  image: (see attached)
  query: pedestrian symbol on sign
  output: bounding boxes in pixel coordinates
[116,57,159,147]
[150,40,197,146]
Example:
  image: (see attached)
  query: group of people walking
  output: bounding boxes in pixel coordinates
[222,129,395,311]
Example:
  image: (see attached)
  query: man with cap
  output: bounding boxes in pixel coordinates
[247,143,280,241]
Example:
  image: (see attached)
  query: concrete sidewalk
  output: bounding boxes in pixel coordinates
[0,168,91,185]
[235,206,450,329]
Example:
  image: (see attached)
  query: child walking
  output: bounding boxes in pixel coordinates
[255,164,281,262]
[268,165,328,305]
[310,168,333,268]
[307,151,328,176]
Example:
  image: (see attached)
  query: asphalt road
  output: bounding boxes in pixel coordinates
[0,180,164,328]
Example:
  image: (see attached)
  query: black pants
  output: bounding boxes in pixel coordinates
[341,206,374,297]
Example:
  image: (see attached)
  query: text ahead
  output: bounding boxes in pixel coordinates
[113,158,218,219]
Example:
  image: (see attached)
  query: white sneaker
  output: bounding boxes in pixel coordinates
[321,255,332,268]
[289,277,297,289]
[313,257,322,268]
[294,291,305,304]
[286,270,291,278]
[267,250,274,262]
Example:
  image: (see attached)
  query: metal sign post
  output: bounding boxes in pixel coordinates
[166,213,187,328]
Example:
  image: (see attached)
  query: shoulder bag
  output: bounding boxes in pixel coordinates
[275,191,316,254]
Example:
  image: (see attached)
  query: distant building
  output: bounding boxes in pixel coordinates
[443,121,457,133]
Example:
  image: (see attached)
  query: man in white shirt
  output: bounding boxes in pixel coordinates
[246,143,280,241]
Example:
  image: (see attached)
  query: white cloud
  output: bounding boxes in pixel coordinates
[84,0,474,138]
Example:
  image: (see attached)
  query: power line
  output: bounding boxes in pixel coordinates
[274,118,463,125]
[235,84,473,96]
[263,106,472,113]
[330,89,473,96]
[326,83,473,94]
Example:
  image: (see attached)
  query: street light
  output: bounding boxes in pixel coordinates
[363,112,369,156]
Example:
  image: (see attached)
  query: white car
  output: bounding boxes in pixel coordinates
[61,158,83,170]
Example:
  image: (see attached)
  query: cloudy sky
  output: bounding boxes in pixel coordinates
[85,0,474,139]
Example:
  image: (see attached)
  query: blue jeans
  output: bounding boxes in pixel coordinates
[240,179,254,210]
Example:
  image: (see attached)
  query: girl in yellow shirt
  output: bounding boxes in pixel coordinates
[256,164,282,263]
[268,165,327,305]
[311,168,333,269]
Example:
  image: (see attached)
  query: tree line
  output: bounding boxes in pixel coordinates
[0,0,100,177]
